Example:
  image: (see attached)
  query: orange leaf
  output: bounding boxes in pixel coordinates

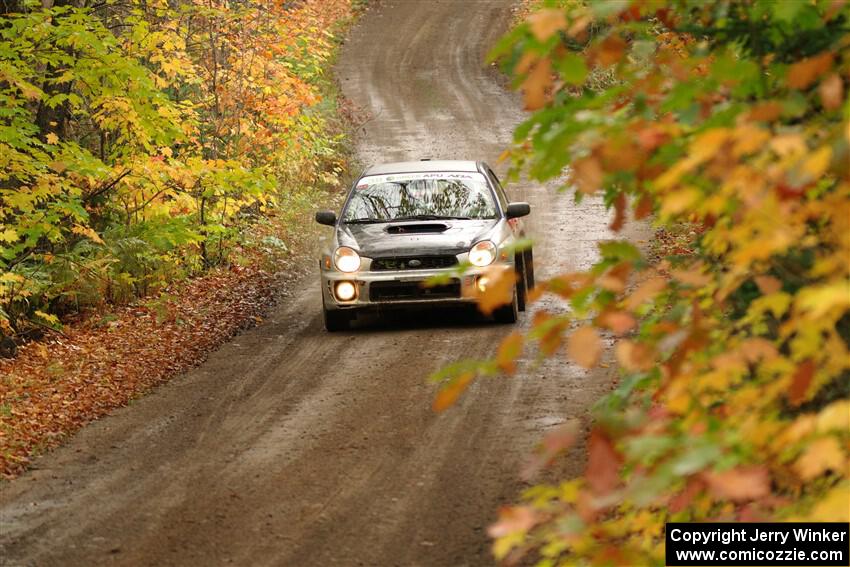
[669,478,705,513]
[596,34,626,67]
[787,52,833,90]
[615,339,655,372]
[596,310,636,335]
[548,272,592,299]
[819,73,844,110]
[533,311,569,355]
[521,421,579,480]
[702,466,770,502]
[528,8,566,41]
[598,262,632,293]
[624,277,666,311]
[522,57,552,111]
[634,194,654,219]
[568,326,602,369]
[465,264,515,315]
[432,372,474,412]
[789,360,815,406]
[496,332,523,375]
[671,264,711,287]
[754,275,782,295]
[488,505,537,539]
[571,156,604,195]
[748,101,783,122]
[609,193,626,232]
[585,428,621,495]
[740,338,779,363]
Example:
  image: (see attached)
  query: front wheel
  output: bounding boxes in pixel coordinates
[323,306,351,332]
[493,286,519,324]
[524,247,535,291]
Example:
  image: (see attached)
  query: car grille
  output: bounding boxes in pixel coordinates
[369,280,461,302]
[371,255,458,271]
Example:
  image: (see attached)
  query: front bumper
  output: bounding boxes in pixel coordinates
[320,264,513,311]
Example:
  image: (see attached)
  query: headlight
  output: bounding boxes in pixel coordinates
[334,281,357,301]
[469,241,496,267]
[333,246,361,272]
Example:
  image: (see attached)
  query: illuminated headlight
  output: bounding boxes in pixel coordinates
[333,246,361,272]
[334,281,357,301]
[469,241,496,267]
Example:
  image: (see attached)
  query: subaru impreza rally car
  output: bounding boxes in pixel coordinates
[315,160,533,331]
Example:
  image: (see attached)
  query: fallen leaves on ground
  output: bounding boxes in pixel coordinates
[0,244,312,478]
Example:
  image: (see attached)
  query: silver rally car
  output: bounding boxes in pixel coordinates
[315,160,533,331]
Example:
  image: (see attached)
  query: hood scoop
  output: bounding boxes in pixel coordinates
[386,223,449,234]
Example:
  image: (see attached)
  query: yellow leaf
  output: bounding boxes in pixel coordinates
[796,280,850,320]
[0,228,19,242]
[801,146,833,179]
[805,484,850,522]
[690,128,730,163]
[567,326,602,369]
[769,134,806,157]
[817,401,850,433]
[33,310,60,326]
[794,436,847,480]
[71,224,105,245]
[660,187,701,217]
[45,132,59,145]
[0,272,25,284]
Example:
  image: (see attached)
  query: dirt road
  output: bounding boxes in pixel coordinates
[0,1,632,565]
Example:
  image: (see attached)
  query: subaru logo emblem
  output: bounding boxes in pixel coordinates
[408,259,422,268]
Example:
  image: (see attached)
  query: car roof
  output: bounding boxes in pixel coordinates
[362,160,481,176]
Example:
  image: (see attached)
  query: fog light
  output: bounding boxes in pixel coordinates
[477,276,489,293]
[334,281,357,301]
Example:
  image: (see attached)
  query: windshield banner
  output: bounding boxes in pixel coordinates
[357,172,486,187]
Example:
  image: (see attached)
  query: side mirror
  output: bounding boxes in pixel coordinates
[505,202,531,219]
[315,211,337,226]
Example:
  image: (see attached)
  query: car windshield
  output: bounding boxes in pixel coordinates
[342,172,497,222]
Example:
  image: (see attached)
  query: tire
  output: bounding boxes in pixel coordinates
[515,252,530,312]
[323,306,351,332]
[493,285,519,324]
[524,247,535,291]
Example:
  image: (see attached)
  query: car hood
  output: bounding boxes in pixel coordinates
[337,219,498,257]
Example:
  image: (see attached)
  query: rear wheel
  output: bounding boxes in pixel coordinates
[493,286,519,324]
[323,303,351,332]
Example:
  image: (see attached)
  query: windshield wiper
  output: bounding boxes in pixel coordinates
[344,218,388,224]
[392,214,471,221]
